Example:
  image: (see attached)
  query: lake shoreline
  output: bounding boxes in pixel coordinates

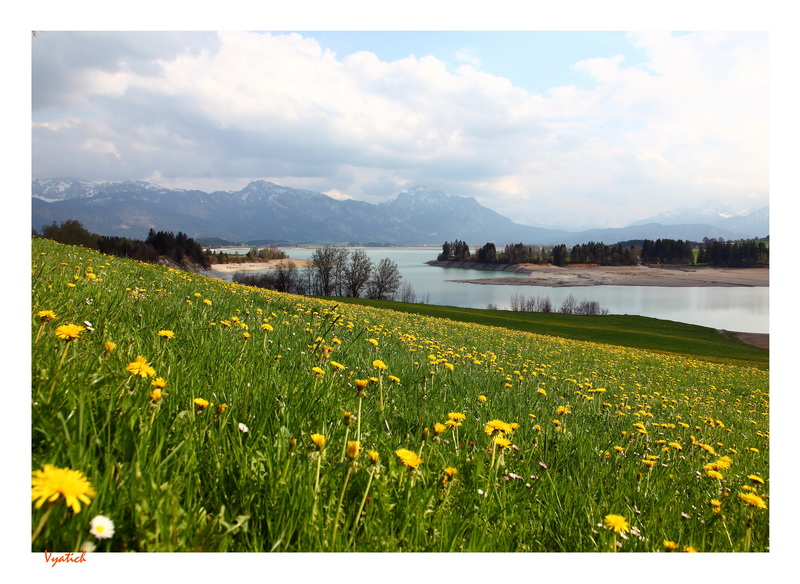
[206,258,313,273]
[427,261,769,288]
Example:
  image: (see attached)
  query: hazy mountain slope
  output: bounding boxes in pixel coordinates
[32,179,768,245]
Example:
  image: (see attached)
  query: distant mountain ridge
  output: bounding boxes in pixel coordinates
[32,179,768,246]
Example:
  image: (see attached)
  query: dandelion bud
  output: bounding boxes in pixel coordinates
[346,441,360,460]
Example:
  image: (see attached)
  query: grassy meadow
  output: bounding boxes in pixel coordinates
[31,238,769,553]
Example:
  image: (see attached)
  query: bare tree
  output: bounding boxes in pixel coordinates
[397,282,416,303]
[367,257,402,300]
[343,249,373,297]
[559,294,577,314]
[311,246,348,296]
[272,261,297,293]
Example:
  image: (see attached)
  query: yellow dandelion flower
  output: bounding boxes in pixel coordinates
[261,323,274,331]
[477,395,487,402]
[37,310,56,322]
[710,499,722,513]
[395,448,423,469]
[193,398,210,409]
[354,379,370,390]
[32,464,95,514]
[537,388,547,396]
[346,441,361,460]
[103,341,116,353]
[494,436,512,448]
[603,514,630,534]
[715,455,732,469]
[738,492,767,509]
[448,412,466,421]
[157,330,175,339]
[311,366,325,377]
[330,361,346,371]
[434,423,447,435]
[367,338,379,346]
[311,433,326,450]
[151,377,167,389]
[684,546,698,553]
[388,375,400,383]
[443,467,458,478]
[373,359,387,371]
[748,474,765,485]
[150,387,164,402]
[484,419,513,436]
[126,356,156,378]
[55,323,85,341]
[663,540,680,552]
[367,450,379,465]
[705,469,724,480]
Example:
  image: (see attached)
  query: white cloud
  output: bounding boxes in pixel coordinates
[31,31,769,228]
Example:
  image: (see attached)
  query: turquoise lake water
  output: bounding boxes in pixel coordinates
[214,247,768,334]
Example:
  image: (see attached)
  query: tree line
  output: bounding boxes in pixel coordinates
[697,238,769,267]
[438,237,768,267]
[232,246,412,301]
[206,245,288,265]
[36,220,210,269]
[439,240,638,266]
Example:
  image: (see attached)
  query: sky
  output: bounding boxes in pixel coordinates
[29,24,770,229]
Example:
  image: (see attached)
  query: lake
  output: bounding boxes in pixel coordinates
[216,247,769,334]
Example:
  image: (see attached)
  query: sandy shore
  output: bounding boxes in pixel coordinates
[208,258,312,273]
[450,264,769,288]
[719,330,769,350]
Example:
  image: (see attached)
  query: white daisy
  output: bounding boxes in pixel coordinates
[89,515,115,539]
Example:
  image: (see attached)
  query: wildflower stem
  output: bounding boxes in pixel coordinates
[356,396,363,443]
[721,515,734,549]
[46,343,72,401]
[349,467,375,547]
[743,511,754,552]
[31,505,54,545]
[35,321,46,343]
[311,453,323,523]
[331,465,354,549]
[340,427,350,463]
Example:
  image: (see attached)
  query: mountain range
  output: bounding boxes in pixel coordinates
[31,179,769,247]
